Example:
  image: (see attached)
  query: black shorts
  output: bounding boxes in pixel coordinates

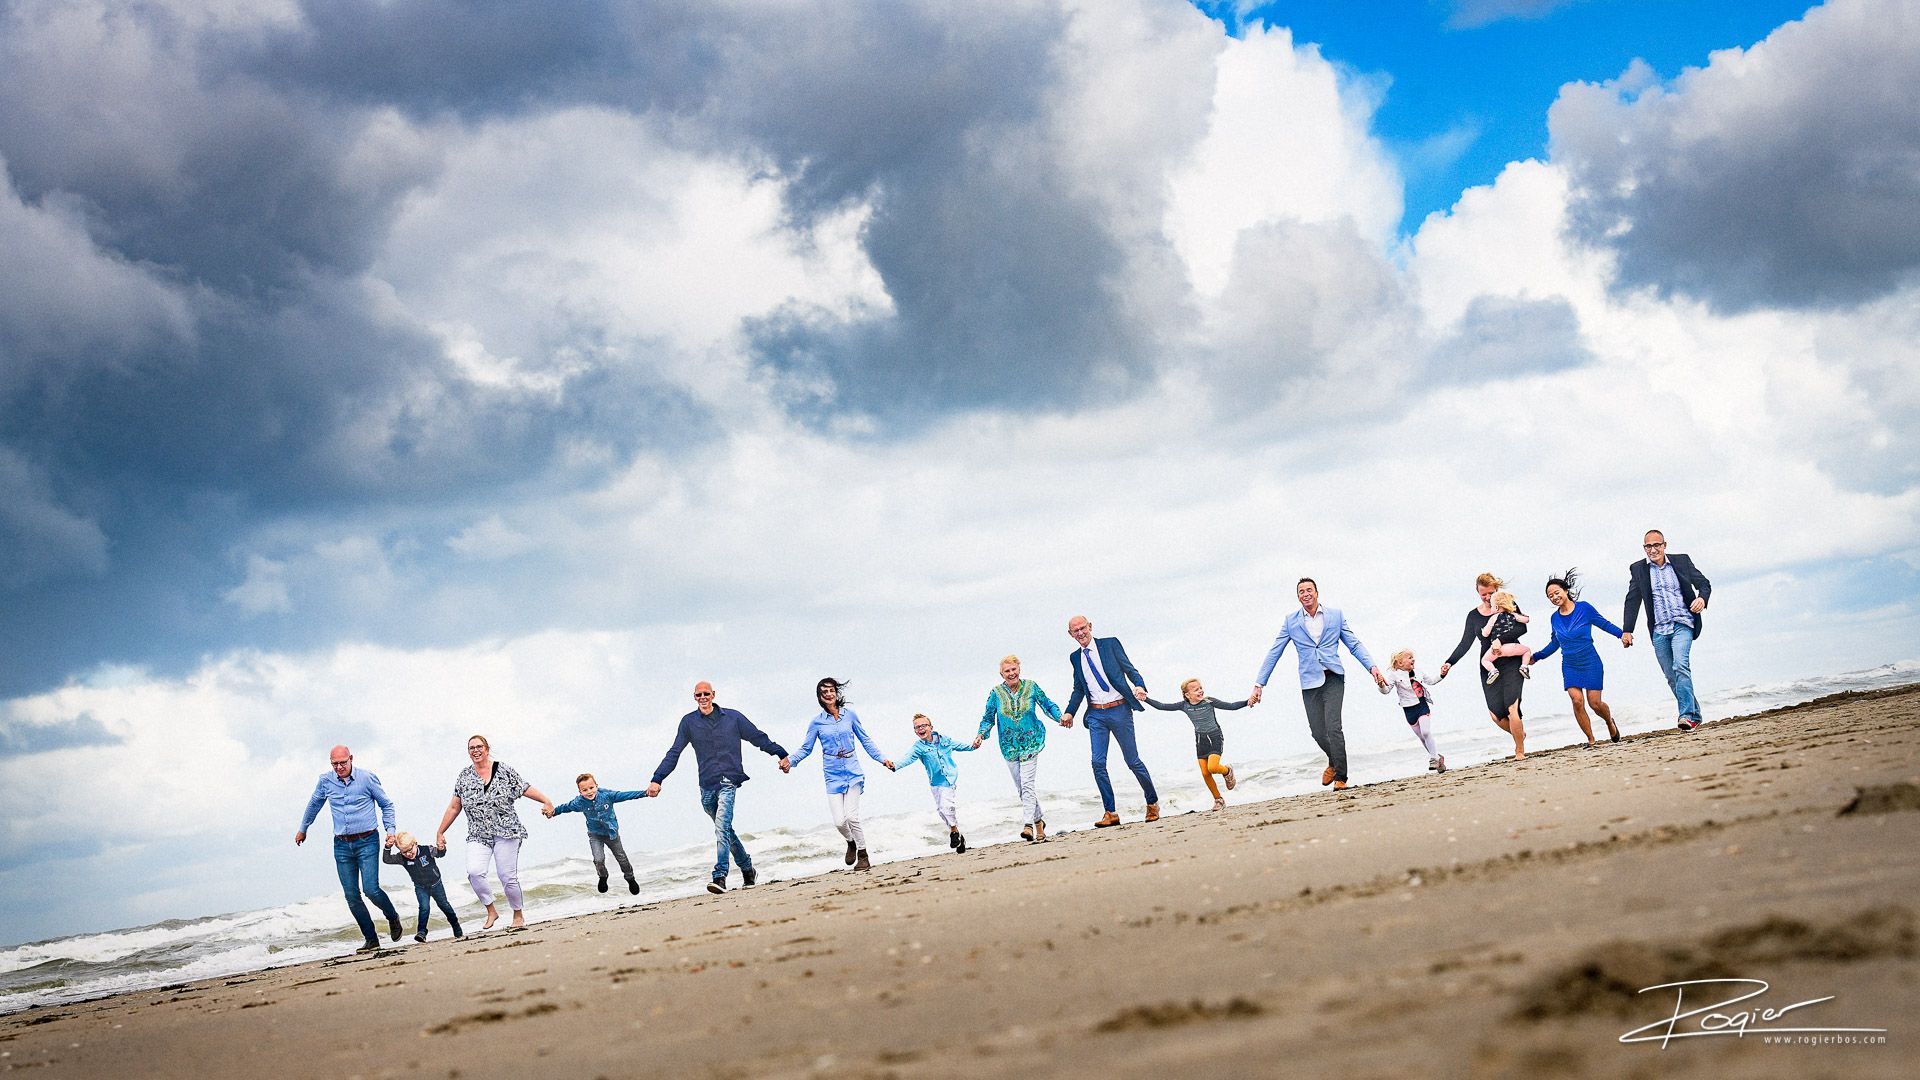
[1402,700,1431,724]
[1194,730,1224,758]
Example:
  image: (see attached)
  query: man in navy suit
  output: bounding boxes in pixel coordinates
[1249,578,1386,790]
[1062,615,1160,827]
[1622,530,1713,731]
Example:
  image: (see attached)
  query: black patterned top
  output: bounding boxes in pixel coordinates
[453,761,530,842]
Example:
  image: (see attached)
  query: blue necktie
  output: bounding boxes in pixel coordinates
[1083,647,1112,693]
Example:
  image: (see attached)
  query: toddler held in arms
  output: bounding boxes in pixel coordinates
[1379,650,1446,773]
[545,773,650,895]
[382,832,463,942]
[1481,591,1533,683]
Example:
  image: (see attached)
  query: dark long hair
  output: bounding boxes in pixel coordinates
[1544,567,1582,602]
[816,677,851,712]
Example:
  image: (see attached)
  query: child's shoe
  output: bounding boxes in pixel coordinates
[414,931,427,943]
[1485,668,1500,685]
[597,869,609,893]
[1428,757,1438,771]
[626,875,639,895]
[1520,664,1532,679]
[1212,797,1225,811]
[1435,755,1447,773]
[1224,765,1237,791]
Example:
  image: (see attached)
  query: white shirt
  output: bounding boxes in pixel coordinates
[1303,608,1325,642]
[1077,644,1123,706]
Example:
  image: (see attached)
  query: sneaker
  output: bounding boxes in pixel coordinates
[955,834,967,854]
[1320,766,1336,787]
[355,941,381,954]
[706,875,726,895]
[1485,669,1499,686]
[1435,755,1447,773]
[1677,718,1698,731]
[1427,757,1438,771]
[387,918,403,943]
[854,849,871,871]
[1145,803,1161,822]
[626,875,640,895]
[597,870,609,894]
[1223,765,1237,791]
[844,840,858,866]
[413,932,427,944]
[1094,811,1121,828]
[741,866,757,888]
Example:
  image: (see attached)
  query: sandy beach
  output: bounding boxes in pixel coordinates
[5,684,1915,1078]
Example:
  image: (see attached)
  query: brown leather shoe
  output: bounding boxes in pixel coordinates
[1321,765,1336,786]
[1094,812,1121,828]
[854,849,871,871]
[1144,803,1160,822]
[1331,780,1348,790]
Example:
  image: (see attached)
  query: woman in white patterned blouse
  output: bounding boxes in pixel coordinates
[436,734,554,930]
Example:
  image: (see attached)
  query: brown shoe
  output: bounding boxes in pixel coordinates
[1321,766,1335,787]
[854,849,871,871]
[1094,812,1121,828]
[1144,803,1160,822]
[1331,780,1348,790]
[1223,765,1236,791]
[1033,819,1047,841]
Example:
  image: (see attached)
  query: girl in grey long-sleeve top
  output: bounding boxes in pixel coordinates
[1145,679,1249,811]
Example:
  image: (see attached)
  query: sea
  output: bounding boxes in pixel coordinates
[3,659,1914,1015]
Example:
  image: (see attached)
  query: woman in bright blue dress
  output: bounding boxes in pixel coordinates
[1528,569,1627,745]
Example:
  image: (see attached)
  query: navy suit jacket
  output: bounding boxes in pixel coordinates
[1624,553,1712,639]
[1065,636,1147,715]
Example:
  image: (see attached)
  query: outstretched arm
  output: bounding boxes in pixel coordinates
[851,712,890,767]
[1142,697,1185,711]
[1210,698,1252,711]
[1113,641,1147,699]
[787,718,822,767]
[1587,602,1627,640]
[737,712,790,760]
[651,720,692,786]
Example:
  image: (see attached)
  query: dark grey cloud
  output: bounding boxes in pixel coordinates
[0,711,122,757]
[1550,0,1920,312]
[1429,295,1593,382]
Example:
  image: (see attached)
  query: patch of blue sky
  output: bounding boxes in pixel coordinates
[1194,0,1822,233]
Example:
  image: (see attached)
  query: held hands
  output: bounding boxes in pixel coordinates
[435,832,447,849]
[1621,632,1634,649]
[1438,662,1452,678]
[970,736,983,749]
[1370,667,1387,690]
[1247,685,1264,706]
[778,757,792,774]
[646,782,663,797]
[882,759,896,770]
[541,805,555,818]
[1132,687,1148,701]
[1060,712,1075,728]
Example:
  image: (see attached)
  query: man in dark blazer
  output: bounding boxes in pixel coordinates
[1062,615,1159,827]
[1622,530,1712,730]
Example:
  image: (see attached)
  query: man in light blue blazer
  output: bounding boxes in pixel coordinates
[1248,578,1386,790]
[1062,614,1160,827]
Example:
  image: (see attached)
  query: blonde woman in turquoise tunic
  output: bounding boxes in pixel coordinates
[974,655,1064,841]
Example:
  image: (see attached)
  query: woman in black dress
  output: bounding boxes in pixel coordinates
[1440,572,1529,758]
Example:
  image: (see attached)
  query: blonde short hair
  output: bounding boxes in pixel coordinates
[912,713,931,725]
[1476,572,1504,590]
[1390,649,1413,668]
[394,831,417,850]
[1179,677,1202,695]
[1492,591,1517,612]
[999,654,1020,669]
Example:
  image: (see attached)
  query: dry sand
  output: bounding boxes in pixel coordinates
[6,685,1917,1079]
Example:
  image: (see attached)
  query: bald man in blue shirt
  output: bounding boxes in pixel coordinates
[297,745,404,952]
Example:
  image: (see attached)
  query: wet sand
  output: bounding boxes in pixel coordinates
[5,685,1916,1078]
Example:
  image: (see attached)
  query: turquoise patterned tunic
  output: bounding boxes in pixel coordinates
[977,679,1061,763]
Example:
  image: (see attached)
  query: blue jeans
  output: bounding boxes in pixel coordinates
[1086,704,1157,813]
[414,881,462,938]
[332,834,400,944]
[700,782,752,880]
[1651,624,1700,722]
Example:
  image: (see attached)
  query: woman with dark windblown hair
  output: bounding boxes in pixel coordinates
[788,677,892,871]
[1528,568,1629,745]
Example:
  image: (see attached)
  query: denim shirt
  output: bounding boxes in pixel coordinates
[300,768,397,837]
[895,733,977,788]
[552,788,647,838]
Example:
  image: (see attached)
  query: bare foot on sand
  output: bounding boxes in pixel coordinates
[510,911,525,929]
[482,905,498,931]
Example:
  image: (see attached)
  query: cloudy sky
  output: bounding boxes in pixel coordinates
[2,0,1916,944]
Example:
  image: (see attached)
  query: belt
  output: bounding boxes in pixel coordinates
[335,830,377,841]
[1088,700,1129,711]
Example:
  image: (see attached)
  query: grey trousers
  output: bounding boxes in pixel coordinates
[1302,671,1348,782]
[589,834,634,877]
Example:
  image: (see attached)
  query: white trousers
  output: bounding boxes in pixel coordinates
[1005,758,1041,824]
[826,784,867,850]
[930,784,958,828]
[466,837,523,910]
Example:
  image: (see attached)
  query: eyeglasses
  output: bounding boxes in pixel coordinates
[330,760,351,767]
[1644,542,1666,550]
[693,691,714,698]
[467,745,486,753]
